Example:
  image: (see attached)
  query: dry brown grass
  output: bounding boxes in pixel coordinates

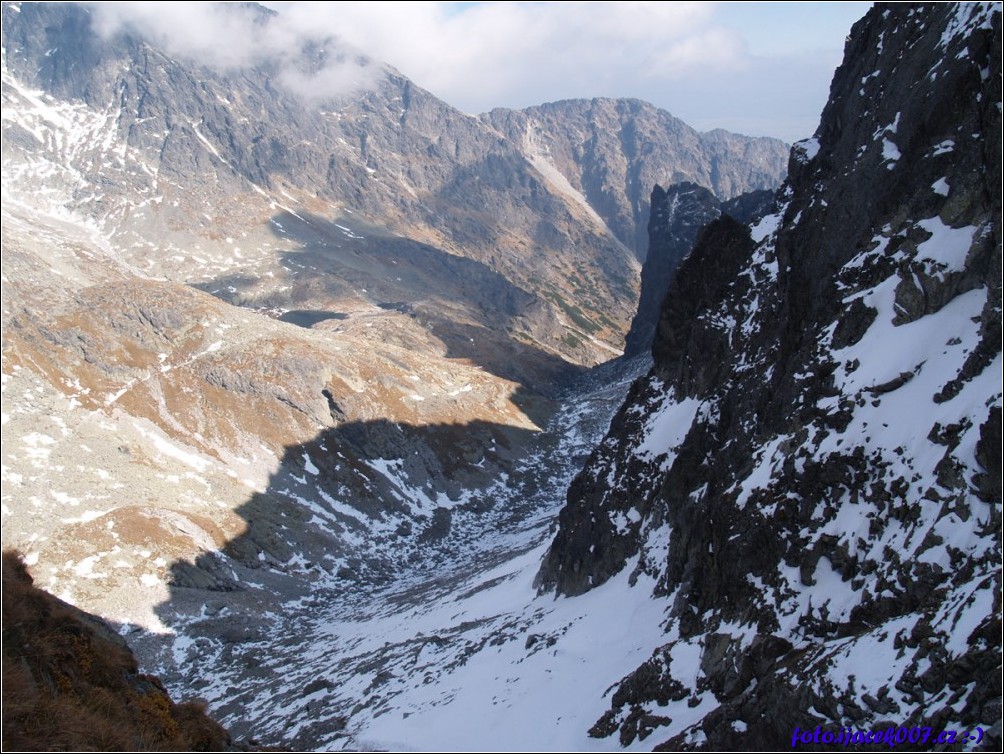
[2,550,231,751]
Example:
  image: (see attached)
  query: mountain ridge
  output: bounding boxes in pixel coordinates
[484,96,788,260]
[1,0,788,625]
[2,1,786,369]
[5,2,997,751]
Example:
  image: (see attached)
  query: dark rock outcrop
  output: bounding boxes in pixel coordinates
[721,188,776,226]
[623,183,778,358]
[623,183,722,358]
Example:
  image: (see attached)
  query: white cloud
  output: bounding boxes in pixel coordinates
[89,2,749,108]
[90,2,266,68]
[646,27,748,71]
[85,1,869,141]
[277,54,381,102]
[88,1,382,99]
[267,1,748,112]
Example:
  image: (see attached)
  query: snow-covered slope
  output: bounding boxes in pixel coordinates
[539,3,1001,748]
[131,356,655,750]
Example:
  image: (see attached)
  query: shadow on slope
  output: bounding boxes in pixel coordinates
[165,404,549,595]
[122,347,663,750]
[141,396,567,745]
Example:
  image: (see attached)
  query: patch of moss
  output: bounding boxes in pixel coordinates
[2,550,231,751]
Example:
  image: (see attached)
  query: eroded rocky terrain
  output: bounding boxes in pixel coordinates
[1,2,999,752]
[540,3,1002,748]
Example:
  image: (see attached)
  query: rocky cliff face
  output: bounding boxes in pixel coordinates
[1,4,785,373]
[622,183,777,358]
[539,3,1001,747]
[622,183,721,358]
[1,0,634,372]
[484,98,789,260]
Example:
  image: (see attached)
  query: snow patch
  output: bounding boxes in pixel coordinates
[793,137,820,161]
[636,395,701,462]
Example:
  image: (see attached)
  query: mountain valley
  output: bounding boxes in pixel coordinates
[2,2,1000,751]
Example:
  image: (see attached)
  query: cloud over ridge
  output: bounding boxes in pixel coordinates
[88,1,382,100]
[85,1,869,141]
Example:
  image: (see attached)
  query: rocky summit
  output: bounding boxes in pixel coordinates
[484,99,788,261]
[1,1,1000,752]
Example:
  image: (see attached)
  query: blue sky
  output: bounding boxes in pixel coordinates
[96,1,874,143]
[658,2,874,139]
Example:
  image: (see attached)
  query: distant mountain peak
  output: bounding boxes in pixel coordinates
[485,97,788,260]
